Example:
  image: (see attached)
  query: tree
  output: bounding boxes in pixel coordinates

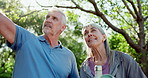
[36,0,148,76]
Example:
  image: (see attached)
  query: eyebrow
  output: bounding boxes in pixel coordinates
[46,15,58,19]
[84,26,97,31]
[46,15,50,18]
[91,27,97,29]
[84,27,95,31]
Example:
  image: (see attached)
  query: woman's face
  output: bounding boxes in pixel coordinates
[83,25,106,48]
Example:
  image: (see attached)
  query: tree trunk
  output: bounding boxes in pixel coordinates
[138,49,148,77]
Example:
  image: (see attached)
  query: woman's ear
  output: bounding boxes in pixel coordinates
[103,34,106,42]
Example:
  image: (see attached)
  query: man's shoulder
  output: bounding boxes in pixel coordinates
[61,47,74,54]
[16,25,35,35]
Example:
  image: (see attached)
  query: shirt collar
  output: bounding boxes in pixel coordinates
[38,36,63,49]
[38,35,46,41]
[57,41,63,48]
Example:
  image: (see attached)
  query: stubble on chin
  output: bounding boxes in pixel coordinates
[42,28,49,34]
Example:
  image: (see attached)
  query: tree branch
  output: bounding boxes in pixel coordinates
[71,0,96,14]
[88,0,141,52]
[134,0,145,48]
[127,0,140,19]
[116,10,138,34]
[122,0,136,19]
[36,0,77,9]
[88,0,103,16]
[99,12,140,52]
[19,10,41,17]
[116,10,130,26]
[36,0,96,15]
[35,0,141,52]
[137,0,142,17]
[126,0,145,48]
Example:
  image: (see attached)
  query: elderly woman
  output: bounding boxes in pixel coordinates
[80,23,146,78]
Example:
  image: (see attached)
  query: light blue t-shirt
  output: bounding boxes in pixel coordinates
[7,26,79,78]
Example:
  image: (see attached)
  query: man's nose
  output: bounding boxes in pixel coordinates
[46,17,52,22]
[88,33,93,37]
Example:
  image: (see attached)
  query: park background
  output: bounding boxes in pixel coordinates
[0,0,147,77]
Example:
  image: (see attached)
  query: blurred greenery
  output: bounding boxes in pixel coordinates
[0,0,147,77]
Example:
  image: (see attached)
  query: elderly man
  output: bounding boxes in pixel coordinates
[0,9,79,78]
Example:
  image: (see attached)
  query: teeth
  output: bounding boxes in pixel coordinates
[88,39,92,42]
[88,38,96,42]
[44,23,52,28]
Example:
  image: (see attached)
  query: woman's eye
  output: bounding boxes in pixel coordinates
[53,17,57,20]
[91,29,96,32]
[84,32,88,36]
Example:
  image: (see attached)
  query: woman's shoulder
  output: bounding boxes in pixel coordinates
[81,58,89,66]
[113,50,135,63]
[81,57,93,68]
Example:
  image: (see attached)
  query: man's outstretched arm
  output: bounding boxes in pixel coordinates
[0,12,16,44]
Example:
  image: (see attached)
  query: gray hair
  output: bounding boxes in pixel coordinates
[48,8,66,25]
[82,23,112,64]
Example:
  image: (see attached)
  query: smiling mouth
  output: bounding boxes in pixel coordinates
[88,39,94,42]
[88,38,97,42]
[44,23,52,28]
[44,25,51,28]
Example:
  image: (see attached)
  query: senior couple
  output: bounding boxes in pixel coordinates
[0,8,146,78]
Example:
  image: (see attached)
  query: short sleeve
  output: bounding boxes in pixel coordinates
[6,25,34,51]
[68,53,80,78]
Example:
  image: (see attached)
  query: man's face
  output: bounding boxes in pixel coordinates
[42,11,65,36]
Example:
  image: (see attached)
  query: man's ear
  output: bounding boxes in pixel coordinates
[61,24,66,32]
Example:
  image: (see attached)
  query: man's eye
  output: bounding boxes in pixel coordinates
[46,15,50,19]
